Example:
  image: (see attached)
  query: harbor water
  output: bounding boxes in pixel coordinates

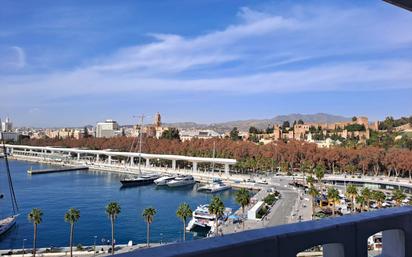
[0,160,239,250]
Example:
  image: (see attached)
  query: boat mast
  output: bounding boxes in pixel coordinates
[137,115,145,176]
[212,141,215,174]
[1,133,19,214]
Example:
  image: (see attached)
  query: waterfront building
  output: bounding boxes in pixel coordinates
[95,119,121,138]
[180,129,222,141]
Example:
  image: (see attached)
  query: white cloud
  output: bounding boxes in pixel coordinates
[90,8,299,74]
[0,46,26,70]
[2,60,411,103]
[1,4,412,107]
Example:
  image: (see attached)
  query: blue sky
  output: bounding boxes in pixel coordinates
[1,0,411,127]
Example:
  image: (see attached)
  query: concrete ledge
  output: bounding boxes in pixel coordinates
[114,207,412,257]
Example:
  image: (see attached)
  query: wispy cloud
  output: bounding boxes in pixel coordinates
[0,46,26,70]
[90,7,299,74]
[1,3,412,107]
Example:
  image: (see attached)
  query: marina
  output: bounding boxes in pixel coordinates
[0,159,240,250]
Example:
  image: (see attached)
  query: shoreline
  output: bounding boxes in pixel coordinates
[4,155,281,244]
[8,155,265,191]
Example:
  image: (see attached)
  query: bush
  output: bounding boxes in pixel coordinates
[264,193,279,206]
[256,206,268,219]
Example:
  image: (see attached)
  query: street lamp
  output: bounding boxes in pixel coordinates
[93,235,97,255]
[22,239,27,257]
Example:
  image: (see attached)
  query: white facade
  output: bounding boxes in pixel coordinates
[306,133,341,148]
[247,201,264,220]
[0,132,20,142]
[1,117,13,132]
[179,129,222,141]
[95,119,120,138]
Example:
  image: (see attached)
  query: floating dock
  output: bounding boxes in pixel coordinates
[27,166,89,175]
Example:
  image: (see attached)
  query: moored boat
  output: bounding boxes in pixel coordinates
[197,179,231,193]
[167,175,196,187]
[1,134,20,238]
[154,175,175,186]
[120,174,160,187]
[186,204,215,232]
[0,215,18,236]
[186,204,232,236]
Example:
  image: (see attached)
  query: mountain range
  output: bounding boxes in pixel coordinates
[164,113,351,132]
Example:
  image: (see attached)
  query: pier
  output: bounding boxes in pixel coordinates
[27,166,89,175]
[5,144,236,175]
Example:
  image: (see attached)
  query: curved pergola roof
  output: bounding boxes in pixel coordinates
[6,144,237,165]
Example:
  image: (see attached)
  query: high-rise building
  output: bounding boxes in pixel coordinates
[1,117,13,132]
[95,119,120,138]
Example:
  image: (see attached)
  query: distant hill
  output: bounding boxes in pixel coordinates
[164,113,351,132]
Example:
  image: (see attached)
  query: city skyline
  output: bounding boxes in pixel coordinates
[1,0,412,127]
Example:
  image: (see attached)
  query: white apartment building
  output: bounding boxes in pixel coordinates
[96,119,120,138]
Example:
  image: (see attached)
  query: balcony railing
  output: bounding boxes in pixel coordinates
[115,207,412,257]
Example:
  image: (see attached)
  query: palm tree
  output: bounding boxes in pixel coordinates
[308,185,319,217]
[235,188,250,230]
[306,175,315,186]
[346,184,358,213]
[361,188,372,211]
[28,208,43,257]
[372,190,386,209]
[142,207,156,247]
[315,164,325,188]
[176,203,192,241]
[327,187,339,216]
[208,196,225,236]
[393,189,406,207]
[105,202,121,255]
[64,208,80,257]
[356,195,365,212]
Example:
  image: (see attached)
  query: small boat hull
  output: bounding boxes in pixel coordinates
[167,180,196,187]
[120,175,159,187]
[154,176,175,186]
[120,179,155,187]
[0,215,17,236]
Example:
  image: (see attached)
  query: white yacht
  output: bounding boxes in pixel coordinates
[186,204,216,231]
[154,175,175,186]
[186,204,232,235]
[167,175,196,187]
[197,179,231,193]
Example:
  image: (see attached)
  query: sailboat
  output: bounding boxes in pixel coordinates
[0,133,19,237]
[120,115,159,187]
